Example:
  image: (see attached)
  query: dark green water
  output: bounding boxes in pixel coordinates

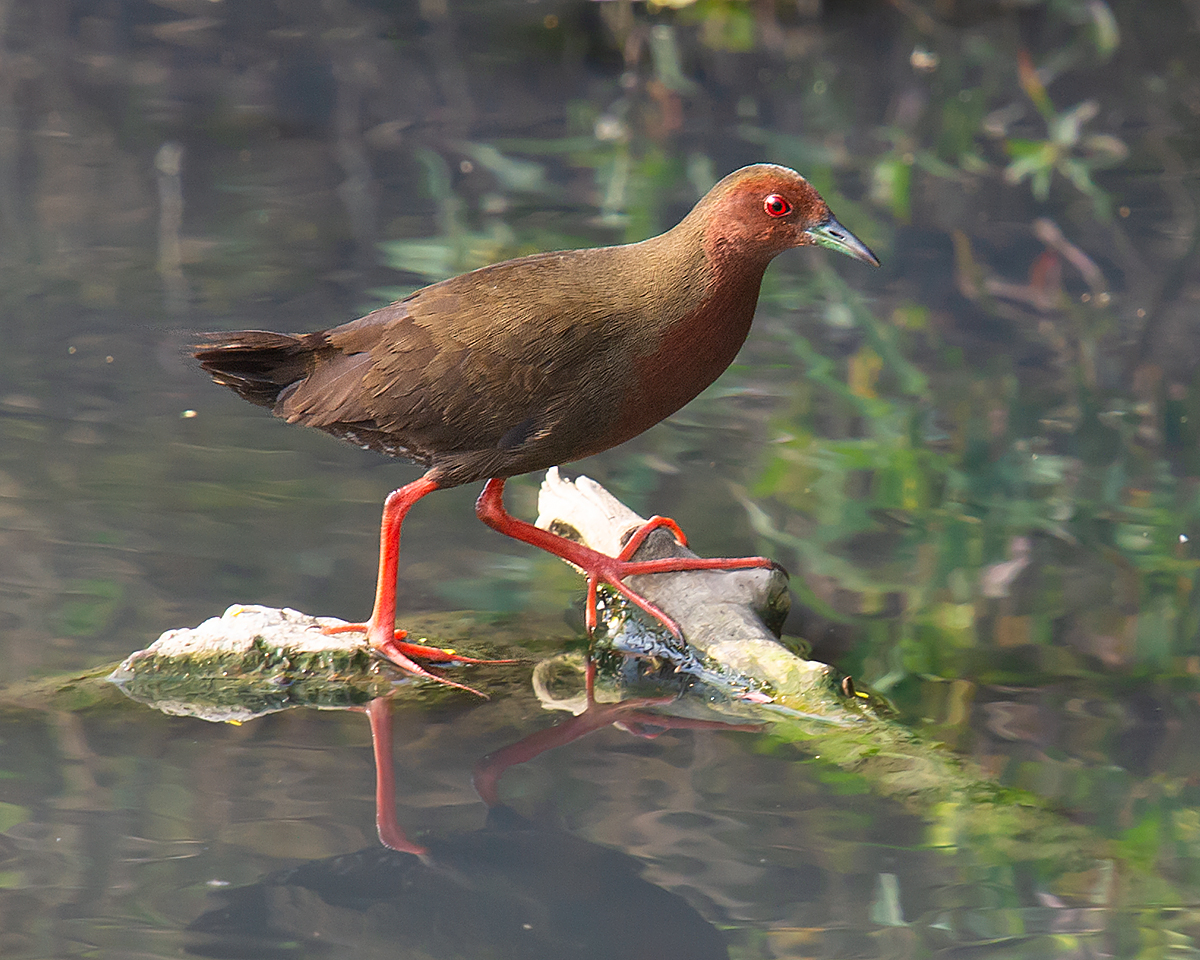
[2,1,1200,956]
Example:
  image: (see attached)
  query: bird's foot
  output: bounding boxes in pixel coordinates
[475,480,778,644]
[581,514,779,637]
[322,621,516,697]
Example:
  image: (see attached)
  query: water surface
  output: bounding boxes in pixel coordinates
[2,1,1200,956]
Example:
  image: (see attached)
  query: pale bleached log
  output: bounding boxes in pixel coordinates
[536,468,835,711]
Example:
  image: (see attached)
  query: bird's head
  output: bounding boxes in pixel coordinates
[696,163,879,268]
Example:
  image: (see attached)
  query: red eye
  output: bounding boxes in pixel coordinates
[763,194,792,218]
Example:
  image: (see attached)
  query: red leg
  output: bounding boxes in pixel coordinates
[323,474,508,696]
[475,478,776,639]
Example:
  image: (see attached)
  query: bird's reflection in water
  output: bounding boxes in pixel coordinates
[188,668,759,960]
[187,805,729,960]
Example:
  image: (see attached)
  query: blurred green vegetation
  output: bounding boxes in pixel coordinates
[3,0,1200,952]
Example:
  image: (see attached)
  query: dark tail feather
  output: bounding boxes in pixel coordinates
[193,331,313,409]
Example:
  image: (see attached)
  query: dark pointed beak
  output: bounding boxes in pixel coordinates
[804,216,880,267]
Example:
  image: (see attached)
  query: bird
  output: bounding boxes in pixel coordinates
[194,163,879,691]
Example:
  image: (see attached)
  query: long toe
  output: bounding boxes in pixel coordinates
[391,639,520,665]
[322,621,494,696]
[372,641,489,698]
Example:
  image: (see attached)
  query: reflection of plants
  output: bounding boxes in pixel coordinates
[376,148,525,291]
[59,578,124,638]
[375,140,687,305]
[995,51,1128,218]
[749,261,1200,687]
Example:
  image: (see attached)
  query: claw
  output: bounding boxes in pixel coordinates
[324,621,512,698]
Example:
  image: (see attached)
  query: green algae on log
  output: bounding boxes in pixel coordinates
[106,605,499,721]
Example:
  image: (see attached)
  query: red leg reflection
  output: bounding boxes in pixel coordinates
[364,697,428,855]
[473,660,762,808]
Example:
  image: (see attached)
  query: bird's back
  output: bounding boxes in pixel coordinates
[195,234,717,487]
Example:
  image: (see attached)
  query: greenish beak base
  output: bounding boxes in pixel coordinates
[805,216,880,267]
